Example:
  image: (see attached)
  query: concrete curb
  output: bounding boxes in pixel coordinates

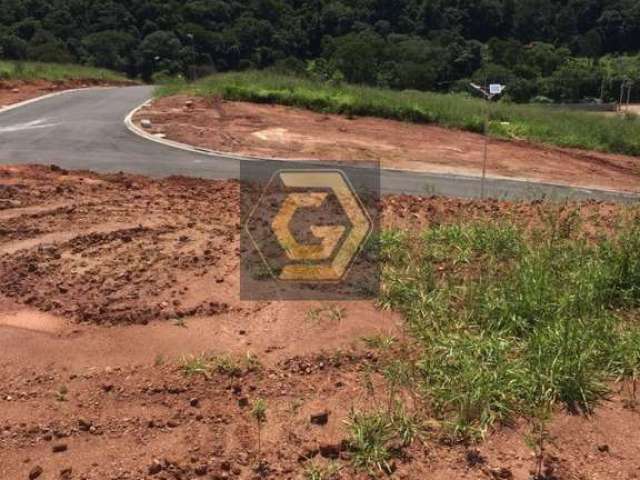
[0,87,114,115]
[124,98,640,201]
[124,99,254,162]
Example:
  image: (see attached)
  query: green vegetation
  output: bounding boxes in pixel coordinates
[304,461,341,480]
[179,352,260,378]
[159,71,640,156]
[251,398,268,458]
[376,206,640,440]
[346,404,421,474]
[1,0,640,101]
[0,60,128,82]
[346,410,394,474]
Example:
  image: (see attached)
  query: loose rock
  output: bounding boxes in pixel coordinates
[52,443,68,453]
[310,411,329,426]
[28,466,43,480]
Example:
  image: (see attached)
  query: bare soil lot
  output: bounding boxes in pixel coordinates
[0,79,133,108]
[135,96,640,193]
[0,165,638,480]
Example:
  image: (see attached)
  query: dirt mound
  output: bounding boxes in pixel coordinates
[0,166,240,325]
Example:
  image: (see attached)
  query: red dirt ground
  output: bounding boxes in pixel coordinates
[0,79,133,108]
[134,96,640,193]
[1,165,638,480]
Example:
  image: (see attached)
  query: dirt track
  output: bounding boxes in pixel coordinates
[135,96,640,193]
[1,165,638,480]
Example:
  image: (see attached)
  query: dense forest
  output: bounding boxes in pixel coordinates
[1,0,639,102]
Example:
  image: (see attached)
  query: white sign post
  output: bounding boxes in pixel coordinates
[468,82,507,199]
[489,84,505,96]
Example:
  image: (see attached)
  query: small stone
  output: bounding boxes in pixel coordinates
[319,442,341,459]
[28,465,43,480]
[140,119,153,129]
[148,460,163,475]
[489,467,513,479]
[598,444,610,453]
[78,418,92,431]
[190,398,200,408]
[310,411,329,426]
[52,443,68,453]
[60,467,73,479]
[465,448,486,467]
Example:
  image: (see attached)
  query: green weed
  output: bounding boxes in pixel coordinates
[345,410,394,474]
[346,405,421,474]
[303,461,341,480]
[379,214,640,439]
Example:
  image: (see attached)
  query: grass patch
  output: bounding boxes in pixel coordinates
[179,352,261,378]
[304,461,341,480]
[345,404,421,474]
[157,71,640,156]
[0,61,129,83]
[377,205,640,439]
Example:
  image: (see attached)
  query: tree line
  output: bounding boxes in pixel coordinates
[1,0,639,102]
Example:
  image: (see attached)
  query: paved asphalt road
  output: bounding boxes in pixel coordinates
[0,85,638,202]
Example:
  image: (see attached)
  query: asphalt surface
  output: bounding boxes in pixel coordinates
[0,85,638,202]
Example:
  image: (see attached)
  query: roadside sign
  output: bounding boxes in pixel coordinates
[489,84,505,95]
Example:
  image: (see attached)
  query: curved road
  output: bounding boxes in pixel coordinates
[0,85,637,202]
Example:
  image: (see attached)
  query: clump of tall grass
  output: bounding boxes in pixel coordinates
[378,207,640,439]
[157,71,640,156]
[345,404,421,474]
[0,61,129,82]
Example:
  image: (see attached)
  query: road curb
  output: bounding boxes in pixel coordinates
[0,87,114,115]
[124,98,640,202]
[124,99,254,163]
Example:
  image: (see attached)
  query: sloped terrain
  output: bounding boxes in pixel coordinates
[135,96,640,193]
[0,165,638,480]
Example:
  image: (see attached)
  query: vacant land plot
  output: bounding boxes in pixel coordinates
[1,165,639,480]
[157,72,640,157]
[135,96,640,192]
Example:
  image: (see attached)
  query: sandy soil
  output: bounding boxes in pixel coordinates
[1,165,638,480]
[134,96,640,193]
[0,79,133,108]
